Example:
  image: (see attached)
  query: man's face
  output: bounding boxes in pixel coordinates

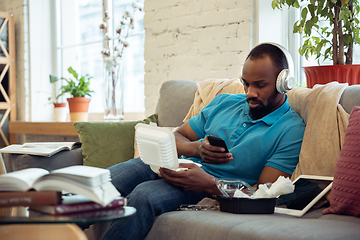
[241,56,285,120]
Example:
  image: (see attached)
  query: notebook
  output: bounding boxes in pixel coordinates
[275,175,333,217]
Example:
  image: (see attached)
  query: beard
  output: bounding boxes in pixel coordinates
[247,91,279,120]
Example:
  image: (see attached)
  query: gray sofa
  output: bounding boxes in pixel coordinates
[4,80,360,240]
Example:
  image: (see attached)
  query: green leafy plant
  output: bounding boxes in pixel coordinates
[58,67,94,98]
[271,0,360,65]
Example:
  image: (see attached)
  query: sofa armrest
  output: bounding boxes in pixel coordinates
[3,147,83,173]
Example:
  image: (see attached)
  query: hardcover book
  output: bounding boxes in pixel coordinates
[0,191,61,207]
[30,195,126,215]
[0,142,81,157]
[0,165,120,206]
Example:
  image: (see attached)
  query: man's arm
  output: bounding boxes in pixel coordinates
[256,166,291,188]
[256,122,305,187]
[174,121,201,158]
[160,165,290,195]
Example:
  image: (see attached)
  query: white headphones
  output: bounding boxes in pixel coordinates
[241,42,295,94]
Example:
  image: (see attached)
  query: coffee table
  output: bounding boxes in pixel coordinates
[0,206,136,225]
[0,206,136,240]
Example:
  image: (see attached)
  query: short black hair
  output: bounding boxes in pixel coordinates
[246,43,288,76]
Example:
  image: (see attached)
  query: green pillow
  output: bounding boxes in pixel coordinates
[73,114,158,169]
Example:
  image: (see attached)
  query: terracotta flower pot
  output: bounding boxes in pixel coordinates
[53,102,67,122]
[67,97,91,122]
[53,102,66,108]
[304,64,360,88]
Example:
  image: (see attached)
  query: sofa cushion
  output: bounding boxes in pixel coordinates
[145,210,360,240]
[323,106,360,217]
[73,114,157,169]
[155,80,197,127]
[339,85,360,114]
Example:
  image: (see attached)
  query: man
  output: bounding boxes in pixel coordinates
[102,43,305,240]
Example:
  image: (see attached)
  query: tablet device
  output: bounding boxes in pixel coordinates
[274,175,333,217]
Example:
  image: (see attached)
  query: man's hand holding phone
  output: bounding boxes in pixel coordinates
[199,135,233,164]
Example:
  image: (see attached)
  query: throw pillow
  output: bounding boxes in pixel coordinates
[323,106,360,217]
[73,114,157,169]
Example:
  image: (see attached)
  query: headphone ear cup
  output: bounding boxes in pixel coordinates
[276,69,289,93]
[276,69,295,93]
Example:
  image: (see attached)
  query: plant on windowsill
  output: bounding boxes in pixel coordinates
[48,74,67,122]
[57,66,94,122]
[271,0,360,87]
[48,74,62,104]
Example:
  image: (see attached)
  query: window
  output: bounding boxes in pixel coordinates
[56,0,145,115]
[258,0,303,85]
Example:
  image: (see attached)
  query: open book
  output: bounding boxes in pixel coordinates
[0,165,120,206]
[0,142,81,157]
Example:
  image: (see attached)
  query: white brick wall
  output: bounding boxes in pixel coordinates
[143,0,252,116]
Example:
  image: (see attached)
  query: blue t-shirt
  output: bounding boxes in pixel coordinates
[187,93,305,185]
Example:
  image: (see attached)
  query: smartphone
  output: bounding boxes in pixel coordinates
[207,135,229,153]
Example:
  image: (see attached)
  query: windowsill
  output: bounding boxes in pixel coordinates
[8,112,146,144]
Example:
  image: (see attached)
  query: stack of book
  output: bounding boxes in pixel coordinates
[30,195,126,215]
[0,165,125,215]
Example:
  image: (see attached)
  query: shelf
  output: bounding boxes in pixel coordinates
[0,12,16,146]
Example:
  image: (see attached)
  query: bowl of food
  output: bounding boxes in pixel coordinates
[215,178,277,214]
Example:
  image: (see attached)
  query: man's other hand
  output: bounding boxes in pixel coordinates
[159,163,221,195]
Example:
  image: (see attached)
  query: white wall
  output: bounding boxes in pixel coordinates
[143,0,253,116]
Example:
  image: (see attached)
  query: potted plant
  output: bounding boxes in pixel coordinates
[271,0,360,87]
[48,74,67,122]
[58,66,94,122]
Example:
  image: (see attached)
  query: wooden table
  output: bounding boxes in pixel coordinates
[8,121,78,144]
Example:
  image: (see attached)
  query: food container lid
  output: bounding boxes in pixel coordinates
[135,123,179,172]
[216,178,255,197]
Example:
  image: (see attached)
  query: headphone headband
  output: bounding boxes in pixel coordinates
[243,42,295,93]
[261,42,295,82]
